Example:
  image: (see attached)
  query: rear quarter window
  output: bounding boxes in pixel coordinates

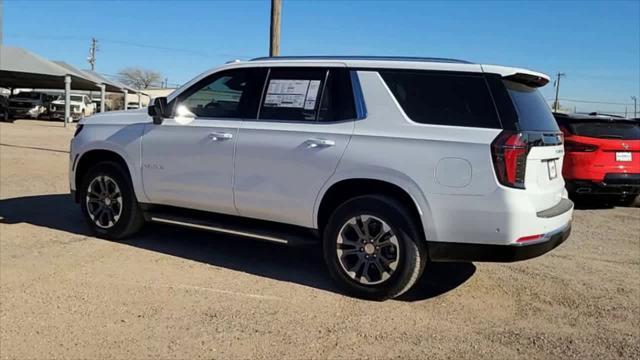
[379,70,501,129]
[503,80,559,132]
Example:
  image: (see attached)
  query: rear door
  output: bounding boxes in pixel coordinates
[234,66,356,227]
[503,80,566,211]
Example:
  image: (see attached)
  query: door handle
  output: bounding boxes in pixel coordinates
[208,132,233,141]
[305,138,335,148]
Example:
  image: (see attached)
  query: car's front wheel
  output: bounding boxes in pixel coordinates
[80,161,145,239]
[323,195,427,300]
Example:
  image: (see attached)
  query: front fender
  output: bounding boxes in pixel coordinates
[71,123,148,203]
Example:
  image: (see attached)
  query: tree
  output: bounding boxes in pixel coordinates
[117,67,162,89]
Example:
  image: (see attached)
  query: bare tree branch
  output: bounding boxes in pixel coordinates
[117,67,162,89]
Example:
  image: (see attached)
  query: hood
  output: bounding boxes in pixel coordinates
[79,107,150,125]
[52,100,82,105]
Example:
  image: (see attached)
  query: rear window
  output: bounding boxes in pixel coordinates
[564,121,640,140]
[504,80,559,131]
[380,71,501,128]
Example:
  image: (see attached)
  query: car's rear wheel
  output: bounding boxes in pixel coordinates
[323,195,427,300]
[618,195,639,207]
[80,161,145,239]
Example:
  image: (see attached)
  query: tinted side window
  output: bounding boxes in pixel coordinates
[178,68,266,119]
[379,71,501,128]
[259,68,326,121]
[318,69,356,121]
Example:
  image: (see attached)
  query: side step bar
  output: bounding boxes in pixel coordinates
[144,206,319,247]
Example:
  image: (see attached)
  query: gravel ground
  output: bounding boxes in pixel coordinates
[1,120,639,359]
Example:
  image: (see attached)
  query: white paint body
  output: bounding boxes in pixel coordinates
[70,59,572,247]
[50,94,95,120]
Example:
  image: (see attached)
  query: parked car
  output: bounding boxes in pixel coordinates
[555,112,640,206]
[70,56,573,300]
[0,95,9,121]
[49,94,95,122]
[8,91,52,119]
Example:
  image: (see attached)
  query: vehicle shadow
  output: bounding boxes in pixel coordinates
[570,194,618,210]
[0,193,475,302]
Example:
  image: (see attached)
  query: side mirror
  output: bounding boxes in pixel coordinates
[148,97,168,124]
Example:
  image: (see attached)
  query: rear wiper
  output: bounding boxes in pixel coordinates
[599,135,623,139]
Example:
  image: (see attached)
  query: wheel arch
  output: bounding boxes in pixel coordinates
[315,175,435,242]
[74,149,134,202]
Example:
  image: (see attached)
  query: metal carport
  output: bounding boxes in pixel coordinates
[0,46,99,126]
[83,70,140,111]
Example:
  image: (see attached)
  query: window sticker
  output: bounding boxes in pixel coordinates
[264,79,320,109]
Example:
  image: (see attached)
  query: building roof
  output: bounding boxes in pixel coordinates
[83,70,140,94]
[0,46,99,90]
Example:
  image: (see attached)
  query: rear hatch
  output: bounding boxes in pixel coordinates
[560,118,640,173]
[491,79,565,212]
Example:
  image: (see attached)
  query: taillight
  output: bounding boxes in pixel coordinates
[564,141,597,152]
[491,131,529,189]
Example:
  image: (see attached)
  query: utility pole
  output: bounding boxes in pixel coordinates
[553,72,565,112]
[0,0,4,46]
[87,37,98,70]
[269,0,281,57]
[632,96,637,118]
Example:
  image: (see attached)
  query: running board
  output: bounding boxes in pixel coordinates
[144,206,319,247]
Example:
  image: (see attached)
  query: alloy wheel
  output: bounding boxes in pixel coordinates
[85,175,123,229]
[336,215,400,285]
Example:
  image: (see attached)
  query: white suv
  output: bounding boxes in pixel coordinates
[70,56,573,300]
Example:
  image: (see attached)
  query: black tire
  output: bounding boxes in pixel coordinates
[79,161,145,239]
[618,195,640,207]
[322,195,427,300]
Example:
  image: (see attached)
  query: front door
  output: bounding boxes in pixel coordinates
[142,68,266,215]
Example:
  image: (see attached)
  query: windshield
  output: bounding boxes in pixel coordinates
[57,95,84,102]
[13,92,41,100]
[504,80,559,132]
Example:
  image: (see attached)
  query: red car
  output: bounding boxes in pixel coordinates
[554,113,640,205]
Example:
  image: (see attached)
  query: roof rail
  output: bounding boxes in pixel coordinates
[250,55,472,64]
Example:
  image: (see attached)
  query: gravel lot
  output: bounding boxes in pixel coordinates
[1,119,639,359]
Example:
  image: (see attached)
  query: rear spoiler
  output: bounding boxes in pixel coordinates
[481,65,550,87]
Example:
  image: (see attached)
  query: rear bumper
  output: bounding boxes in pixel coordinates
[428,223,571,262]
[566,173,640,195]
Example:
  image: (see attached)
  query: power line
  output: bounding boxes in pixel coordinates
[5,33,255,59]
[546,98,635,106]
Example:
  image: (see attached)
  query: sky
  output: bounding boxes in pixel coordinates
[2,0,640,115]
